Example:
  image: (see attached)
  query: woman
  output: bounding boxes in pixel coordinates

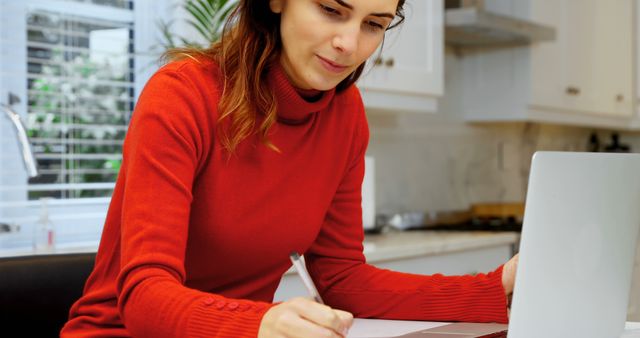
[62,0,518,337]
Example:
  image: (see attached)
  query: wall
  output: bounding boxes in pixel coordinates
[365,111,609,213]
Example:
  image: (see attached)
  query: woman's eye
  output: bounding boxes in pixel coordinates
[319,4,340,16]
[365,21,385,31]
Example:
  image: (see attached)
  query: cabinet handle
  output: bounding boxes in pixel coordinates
[616,94,624,102]
[373,57,383,66]
[385,58,395,67]
[565,86,580,96]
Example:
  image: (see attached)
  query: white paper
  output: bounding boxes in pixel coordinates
[347,320,640,338]
[347,318,448,338]
[621,322,640,338]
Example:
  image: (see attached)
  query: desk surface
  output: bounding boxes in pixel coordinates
[347,319,640,338]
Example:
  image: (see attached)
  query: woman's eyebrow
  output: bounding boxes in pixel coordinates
[371,12,395,19]
[334,0,354,10]
[334,0,395,19]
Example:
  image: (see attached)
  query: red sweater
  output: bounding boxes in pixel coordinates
[61,59,508,338]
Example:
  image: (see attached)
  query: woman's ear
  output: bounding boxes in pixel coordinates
[269,0,284,13]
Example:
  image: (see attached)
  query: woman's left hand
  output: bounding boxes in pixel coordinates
[501,253,519,296]
[502,253,519,318]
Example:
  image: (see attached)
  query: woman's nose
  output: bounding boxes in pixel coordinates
[332,25,359,55]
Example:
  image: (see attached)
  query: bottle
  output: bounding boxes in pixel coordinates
[33,197,55,252]
[587,132,599,152]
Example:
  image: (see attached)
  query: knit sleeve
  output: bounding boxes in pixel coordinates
[115,63,273,337]
[304,87,509,324]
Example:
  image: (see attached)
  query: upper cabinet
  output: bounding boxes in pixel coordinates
[358,0,444,113]
[530,0,633,118]
[442,0,639,129]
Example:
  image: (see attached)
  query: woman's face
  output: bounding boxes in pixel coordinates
[269,0,398,90]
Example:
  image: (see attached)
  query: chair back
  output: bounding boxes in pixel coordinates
[0,252,96,336]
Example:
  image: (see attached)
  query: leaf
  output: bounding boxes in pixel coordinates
[156,19,178,50]
[155,0,239,51]
[186,19,212,45]
[194,0,215,18]
[211,0,238,37]
[179,36,200,49]
[184,1,214,37]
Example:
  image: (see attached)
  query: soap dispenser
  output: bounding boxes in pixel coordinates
[33,197,56,252]
[587,132,600,152]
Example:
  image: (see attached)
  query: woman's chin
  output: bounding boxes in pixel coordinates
[308,78,346,91]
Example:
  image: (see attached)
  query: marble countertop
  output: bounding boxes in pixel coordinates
[362,230,520,264]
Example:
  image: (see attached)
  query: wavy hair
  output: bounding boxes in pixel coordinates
[163,0,406,154]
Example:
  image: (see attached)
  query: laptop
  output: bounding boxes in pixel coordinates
[392,151,640,338]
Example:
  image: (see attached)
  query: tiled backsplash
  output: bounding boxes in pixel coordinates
[365,109,639,214]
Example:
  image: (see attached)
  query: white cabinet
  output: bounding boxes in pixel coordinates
[530,0,633,118]
[444,0,638,129]
[358,0,443,113]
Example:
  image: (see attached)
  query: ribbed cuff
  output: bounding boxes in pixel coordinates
[186,296,275,337]
[419,265,509,324]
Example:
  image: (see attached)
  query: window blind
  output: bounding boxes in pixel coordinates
[67,0,134,9]
[25,8,133,199]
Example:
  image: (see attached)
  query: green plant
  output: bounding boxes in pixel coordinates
[157,0,239,49]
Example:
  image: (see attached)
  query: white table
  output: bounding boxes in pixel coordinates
[347,318,640,338]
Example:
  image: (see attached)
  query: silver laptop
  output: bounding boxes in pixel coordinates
[507,151,640,338]
[392,151,640,338]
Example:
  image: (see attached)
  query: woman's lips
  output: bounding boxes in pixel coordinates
[317,55,348,74]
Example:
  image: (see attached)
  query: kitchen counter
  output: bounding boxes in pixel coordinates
[362,230,519,264]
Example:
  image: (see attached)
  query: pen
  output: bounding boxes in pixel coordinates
[289,252,325,304]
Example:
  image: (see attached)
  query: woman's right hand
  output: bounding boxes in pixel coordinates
[258,297,353,338]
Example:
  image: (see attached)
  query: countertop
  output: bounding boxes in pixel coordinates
[362,230,519,264]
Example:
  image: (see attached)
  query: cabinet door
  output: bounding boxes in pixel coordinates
[530,0,633,117]
[358,0,443,97]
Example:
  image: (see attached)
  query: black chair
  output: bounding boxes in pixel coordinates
[0,252,96,337]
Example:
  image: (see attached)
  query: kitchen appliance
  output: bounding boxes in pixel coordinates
[444,0,555,48]
[362,156,376,231]
[376,202,524,232]
[381,210,472,231]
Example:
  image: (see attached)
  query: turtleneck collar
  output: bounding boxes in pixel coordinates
[267,61,336,125]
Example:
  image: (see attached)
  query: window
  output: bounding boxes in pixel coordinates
[26,8,133,199]
[0,0,162,251]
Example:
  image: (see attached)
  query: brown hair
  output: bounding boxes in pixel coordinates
[163,0,406,154]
